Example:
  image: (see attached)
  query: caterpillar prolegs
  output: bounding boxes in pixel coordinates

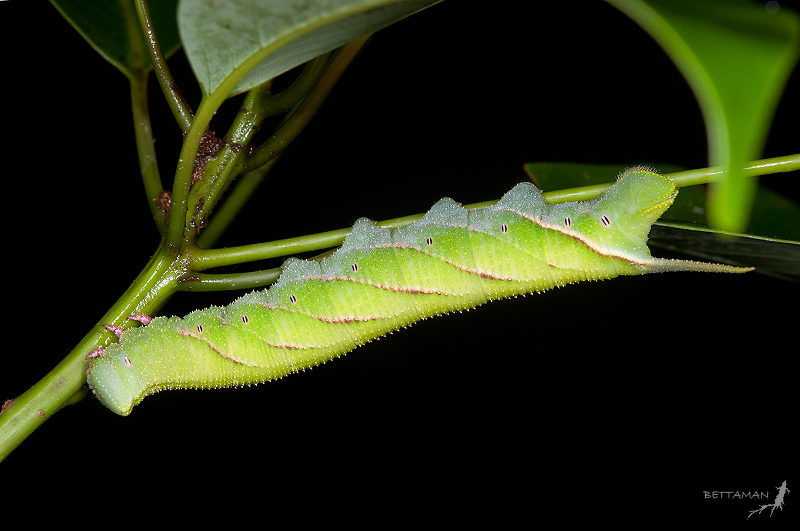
[86,168,751,415]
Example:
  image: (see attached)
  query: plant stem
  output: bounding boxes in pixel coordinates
[167,104,213,247]
[190,40,369,248]
[178,268,283,292]
[542,154,800,203]
[191,154,800,273]
[668,153,800,188]
[135,0,193,132]
[130,67,167,231]
[255,52,333,119]
[195,156,282,249]
[1,38,380,460]
[240,37,371,174]
[185,83,278,235]
[2,149,795,460]
[0,244,185,460]
[192,50,353,249]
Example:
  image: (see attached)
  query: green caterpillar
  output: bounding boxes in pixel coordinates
[86,168,751,415]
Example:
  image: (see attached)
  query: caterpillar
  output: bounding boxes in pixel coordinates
[86,168,752,415]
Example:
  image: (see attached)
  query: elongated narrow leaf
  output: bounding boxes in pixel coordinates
[649,224,800,282]
[50,0,181,80]
[178,0,442,98]
[606,0,800,233]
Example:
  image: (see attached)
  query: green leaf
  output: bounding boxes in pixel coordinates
[661,185,800,242]
[649,224,800,283]
[606,0,800,233]
[177,0,442,98]
[49,0,181,80]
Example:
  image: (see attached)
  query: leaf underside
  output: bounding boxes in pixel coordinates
[50,0,181,79]
[178,0,443,98]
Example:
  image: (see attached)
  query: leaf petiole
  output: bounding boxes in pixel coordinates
[135,0,193,132]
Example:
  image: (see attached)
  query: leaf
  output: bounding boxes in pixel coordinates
[606,0,800,233]
[649,224,800,283]
[177,0,442,98]
[49,0,181,80]
[661,185,800,242]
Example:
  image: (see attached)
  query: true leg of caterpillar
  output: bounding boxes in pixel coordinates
[128,313,153,326]
[86,348,105,359]
[103,313,153,339]
[104,324,126,338]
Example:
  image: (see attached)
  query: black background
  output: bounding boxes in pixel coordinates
[2,1,797,523]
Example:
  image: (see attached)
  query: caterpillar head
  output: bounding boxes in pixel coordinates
[87,348,137,416]
[547,167,677,263]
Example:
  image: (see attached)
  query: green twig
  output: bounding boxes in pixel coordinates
[191,155,800,276]
[129,69,167,231]
[188,55,332,246]
[668,153,800,188]
[2,152,795,459]
[257,52,333,119]
[135,0,193,132]
[193,40,369,247]
[0,247,185,460]
[166,105,212,247]
[542,154,800,203]
[240,36,372,174]
[185,82,279,236]
[196,156,282,249]
[177,268,283,292]
[0,34,401,461]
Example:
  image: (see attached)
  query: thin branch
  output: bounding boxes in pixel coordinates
[185,82,279,235]
[543,154,800,204]
[129,69,167,231]
[257,52,333,119]
[190,155,800,272]
[176,269,283,292]
[135,0,193,132]
[239,35,372,174]
[166,104,215,247]
[190,41,368,247]
[0,246,185,459]
[195,156,282,249]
